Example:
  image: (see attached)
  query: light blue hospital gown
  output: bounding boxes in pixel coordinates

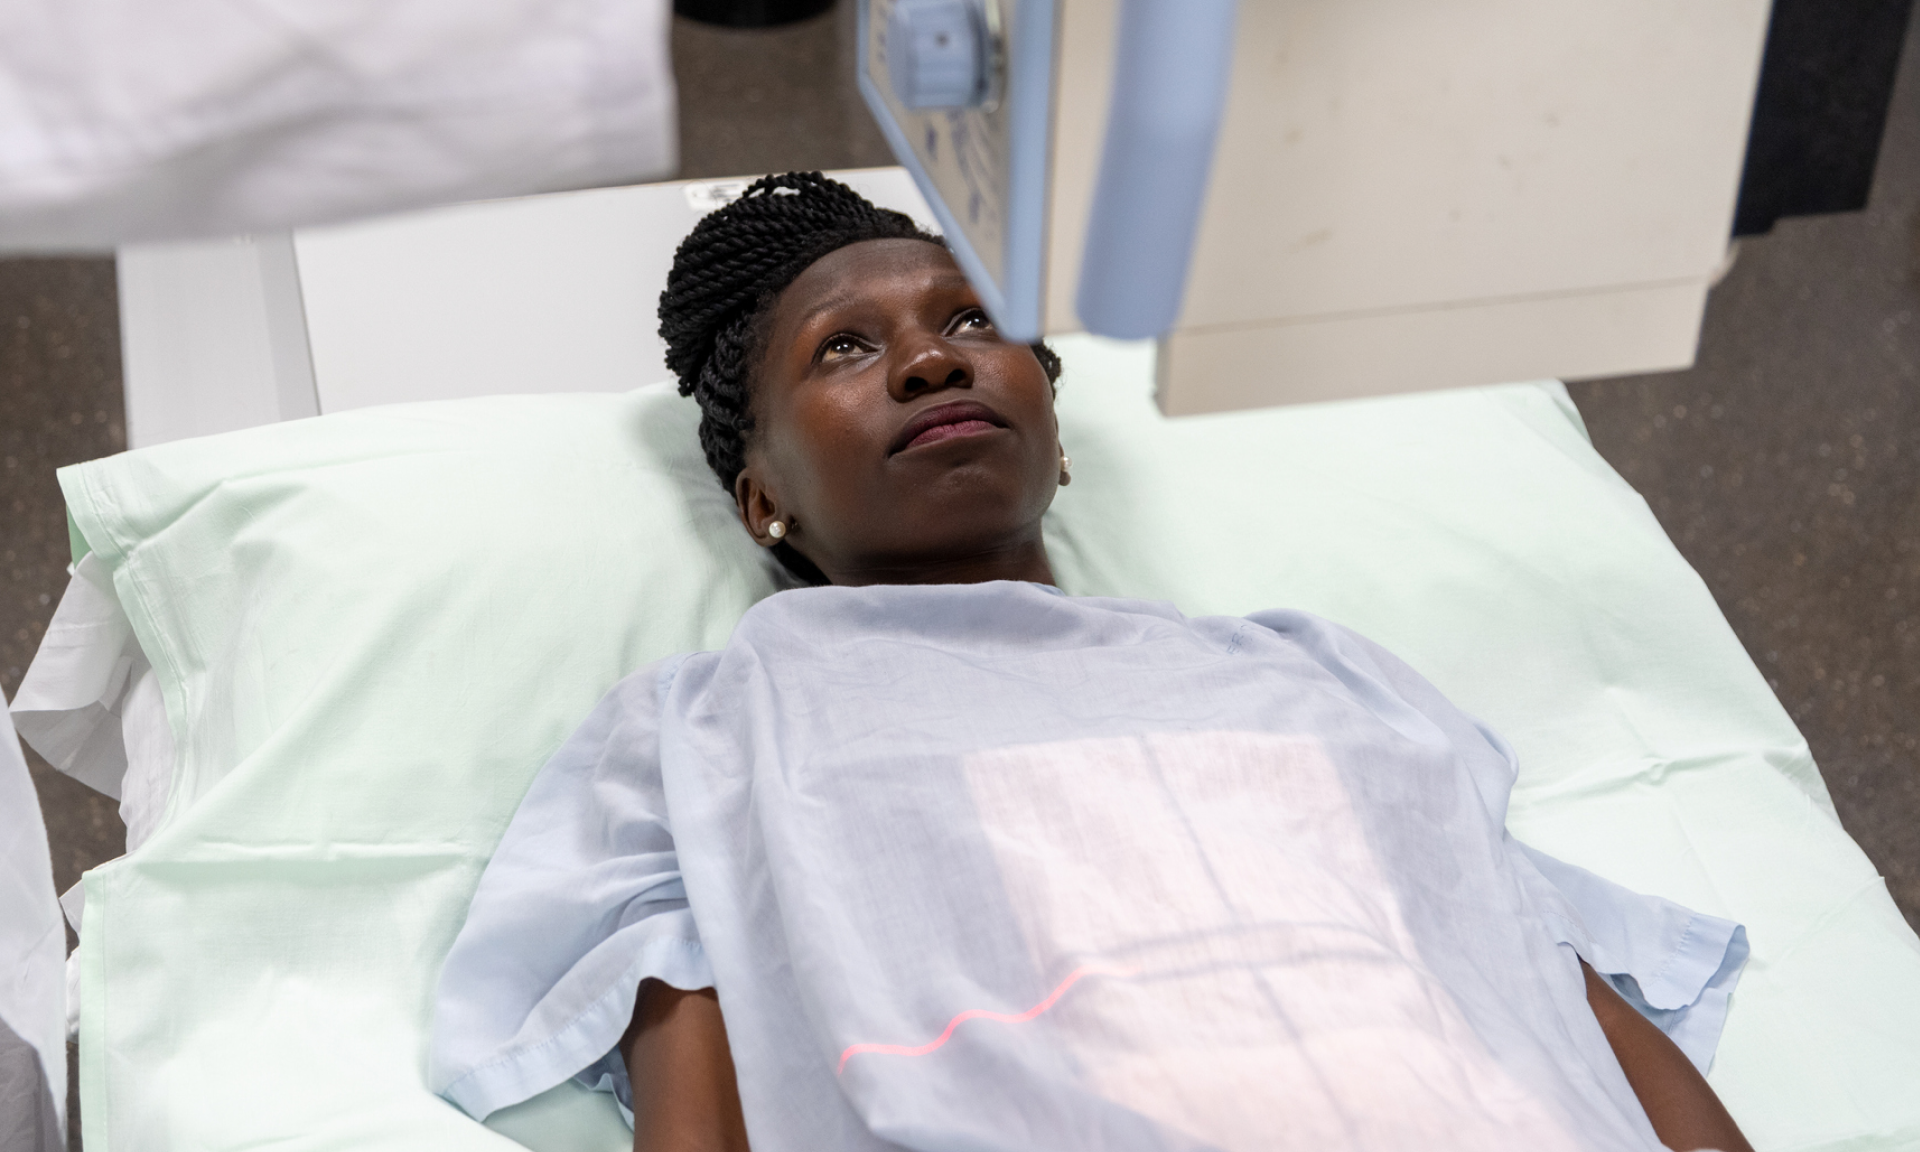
[430,582,1748,1151]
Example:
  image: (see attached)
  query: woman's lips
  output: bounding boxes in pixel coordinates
[890,399,1009,454]
[902,418,1001,451]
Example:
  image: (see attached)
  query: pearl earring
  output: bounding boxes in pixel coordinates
[767,520,787,540]
[1059,453,1072,484]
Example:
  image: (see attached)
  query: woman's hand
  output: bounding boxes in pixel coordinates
[1582,960,1753,1152]
[621,979,752,1152]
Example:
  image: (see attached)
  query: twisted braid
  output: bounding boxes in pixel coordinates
[658,171,1063,497]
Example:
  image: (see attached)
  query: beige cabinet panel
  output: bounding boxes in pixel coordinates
[1042,0,1770,413]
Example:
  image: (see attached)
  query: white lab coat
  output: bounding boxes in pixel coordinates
[0,0,676,250]
[0,706,64,1152]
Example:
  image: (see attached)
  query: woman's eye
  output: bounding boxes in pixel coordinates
[819,334,865,359]
[952,309,993,334]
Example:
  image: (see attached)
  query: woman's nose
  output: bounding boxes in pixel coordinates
[888,333,972,401]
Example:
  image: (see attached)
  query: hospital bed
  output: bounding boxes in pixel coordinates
[13,168,1920,1151]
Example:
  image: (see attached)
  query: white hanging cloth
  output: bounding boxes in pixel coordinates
[0,704,66,1152]
[0,0,677,250]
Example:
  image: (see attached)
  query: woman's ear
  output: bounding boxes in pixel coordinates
[733,468,788,547]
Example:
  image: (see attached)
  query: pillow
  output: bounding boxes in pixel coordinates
[66,386,775,1150]
[62,335,1920,1151]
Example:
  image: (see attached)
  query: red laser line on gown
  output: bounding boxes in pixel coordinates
[836,964,1133,1075]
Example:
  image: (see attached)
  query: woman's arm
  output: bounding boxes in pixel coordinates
[1581,960,1753,1152]
[614,964,1738,1152]
[620,979,752,1152]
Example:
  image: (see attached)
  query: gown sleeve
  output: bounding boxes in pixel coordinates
[1245,608,1749,1076]
[1513,843,1749,1076]
[428,655,713,1124]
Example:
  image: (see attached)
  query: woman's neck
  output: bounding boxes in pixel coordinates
[824,537,1056,588]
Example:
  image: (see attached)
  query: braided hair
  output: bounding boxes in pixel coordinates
[658,171,1063,498]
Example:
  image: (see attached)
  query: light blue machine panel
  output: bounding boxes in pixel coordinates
[858,0,1056,341]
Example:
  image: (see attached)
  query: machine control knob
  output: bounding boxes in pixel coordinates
[886,0,990,110]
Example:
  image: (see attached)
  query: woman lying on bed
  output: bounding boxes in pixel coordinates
[428,173,1753,1152]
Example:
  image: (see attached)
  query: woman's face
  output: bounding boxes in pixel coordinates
[734,238,1062,586]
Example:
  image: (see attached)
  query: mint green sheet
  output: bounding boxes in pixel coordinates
[65,335,1920,1151]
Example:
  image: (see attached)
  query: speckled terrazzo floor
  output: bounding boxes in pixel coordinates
[2,16,1916,1137]
[2,257,125,914]
[1,257,123,1152]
